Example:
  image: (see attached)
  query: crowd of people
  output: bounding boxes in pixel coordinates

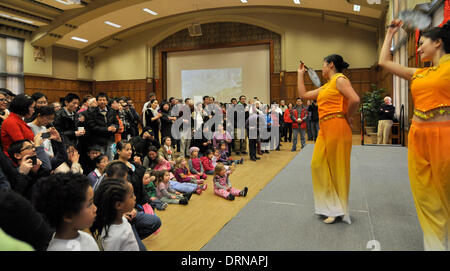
[0,87,319,251]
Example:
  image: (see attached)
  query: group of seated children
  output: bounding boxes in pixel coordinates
[31,139,249,251]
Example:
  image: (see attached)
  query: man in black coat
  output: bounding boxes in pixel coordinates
[377,96,396,145]
[85,93,119,160]
[53,93,84,148]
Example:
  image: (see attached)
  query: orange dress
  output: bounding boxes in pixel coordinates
[311,73,353,224]
[408,54,450,251]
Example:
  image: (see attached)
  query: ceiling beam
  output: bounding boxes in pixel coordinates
[0,17,39,32]
[0,0,62,20]
[31,0,148,48]
[0,6,52,26]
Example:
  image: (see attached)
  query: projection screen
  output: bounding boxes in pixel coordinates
[166,44,270,105]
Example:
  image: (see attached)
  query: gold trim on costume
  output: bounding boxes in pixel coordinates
[319,113,345,123]
[412,54,450,80]
[414,106,450,120]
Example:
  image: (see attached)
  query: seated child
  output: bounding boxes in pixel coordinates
[217,141,243,166]
[33,173,99,251]
[90,178,140,251]
[87,154,108,188]
[200,149,215,175]
[213,163,248,201]
[158,136,176,167]
[173,157,205,187]
[155,170,188,205]
[188,147,207,180]
[143,169,168,211]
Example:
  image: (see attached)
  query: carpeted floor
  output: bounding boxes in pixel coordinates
[201,144,424,251]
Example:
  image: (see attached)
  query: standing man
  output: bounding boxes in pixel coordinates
[377,96,395,144]
[306,100,313,141]
[235,95,248,155]
[291,98,308,151]
[54,93,84,147]
[309,100,320,142]
[85,93,119,160]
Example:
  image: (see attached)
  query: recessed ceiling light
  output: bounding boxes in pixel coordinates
[71,36,88,43]
[293,0,300,4]
[105,21,121,28]
[353,4,361,12]
[241,0,248,3]
[143,8,158,15]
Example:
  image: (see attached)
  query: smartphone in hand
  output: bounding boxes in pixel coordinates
[29,155,37,166]
[41,132,51,139]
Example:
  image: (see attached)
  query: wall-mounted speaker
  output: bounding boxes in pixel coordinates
[187,23,202,37]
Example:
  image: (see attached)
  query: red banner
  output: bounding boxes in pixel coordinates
[439,0,450,26]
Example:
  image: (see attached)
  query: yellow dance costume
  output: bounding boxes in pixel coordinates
[409,54,450,251]
[311,73,353,224]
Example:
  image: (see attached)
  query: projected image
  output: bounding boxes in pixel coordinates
[181,68,242,101]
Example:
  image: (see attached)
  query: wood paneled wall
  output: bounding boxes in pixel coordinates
[270,67,393,132]
[24,76,149,114]
[92,79,148,114]
[24,75,93,105]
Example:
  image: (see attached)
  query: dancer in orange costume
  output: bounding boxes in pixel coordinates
[297,55,360,224]
[379,19,450,251]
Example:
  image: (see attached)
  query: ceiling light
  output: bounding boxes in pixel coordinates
[353,5,361,12]
[55,0,80,5]
[293,0,300,4]
[105,21,121,28]
[71,36,88,43]
[0,13,34,24]
[241,0,248,3]
[143,8,158,15]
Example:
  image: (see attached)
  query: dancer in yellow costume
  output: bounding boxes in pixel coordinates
[297,55,360,224]
[379,19,450,251]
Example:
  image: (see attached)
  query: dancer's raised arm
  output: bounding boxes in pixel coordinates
[378,19,417,80]
[297,62,321,100]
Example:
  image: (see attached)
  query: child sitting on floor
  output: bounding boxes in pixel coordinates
[174,157,205,186]
[200,149,215,175]
[142,169,168,211]
[158,136,176,167]
[155,170,189,205]
[90,178,140,251]
[213,163,248,201]
[217,141,243,166]
[188,147,207,180]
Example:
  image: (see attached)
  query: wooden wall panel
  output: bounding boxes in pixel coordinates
[24,76,93,105]
[92,79,147,114]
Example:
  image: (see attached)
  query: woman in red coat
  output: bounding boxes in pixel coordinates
[283,103,294,142]
[1,94,36,153]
